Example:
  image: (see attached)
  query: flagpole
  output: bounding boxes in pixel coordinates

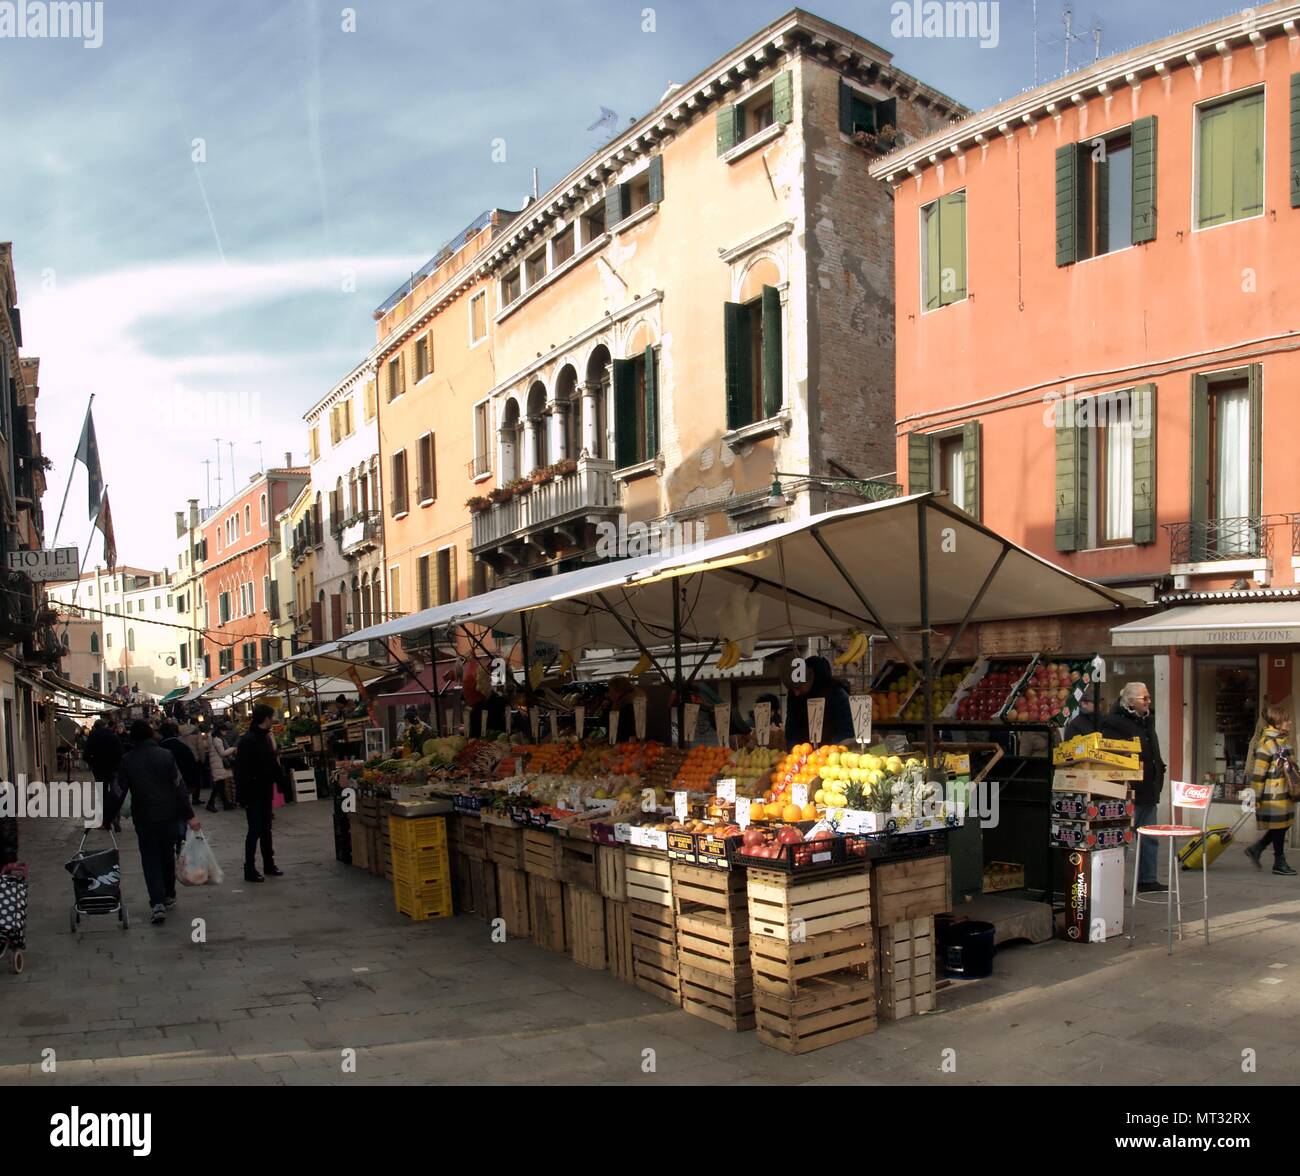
[51,394,95,550]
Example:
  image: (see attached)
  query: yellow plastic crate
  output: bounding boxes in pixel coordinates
[394,876,453,921]
[392,857,451,891]
[389,815,447,852]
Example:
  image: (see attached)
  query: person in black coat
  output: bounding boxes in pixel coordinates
[84,718,124,832]
[103,720,199,924]
[1063,697,1100,740]
[785,656,855,746]
[159,721,202,805]
[1101,683,1167,893]
[235,704,284,882]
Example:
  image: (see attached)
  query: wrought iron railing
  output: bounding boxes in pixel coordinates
[466,452,490,479]
[1164,515,1290,564]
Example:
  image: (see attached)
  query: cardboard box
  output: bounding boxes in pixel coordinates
[1051,820,1134,850]
[1061,848,1125,942]
[1052,771,1131,799]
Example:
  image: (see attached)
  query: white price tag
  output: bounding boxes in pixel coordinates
[753,701,771,747]
[575,705,585,739]
[735,796,751,828]
[850,695,872,746]
[614,822,632,843]
[792,783,809,808]
[716,778,736,803]
[683,702,699,743]
[569,785,582,810]
[673,791,688,820]
[714,703,731,747]
[807,697,825,746]
[507,780,526,795]
[633,694,647,741]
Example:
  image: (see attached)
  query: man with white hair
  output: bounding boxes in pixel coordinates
[1102,681,1167,893]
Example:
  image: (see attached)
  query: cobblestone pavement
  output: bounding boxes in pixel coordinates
[1,803,1297,1086]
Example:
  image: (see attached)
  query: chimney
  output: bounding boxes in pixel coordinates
[175,511,185,539]
[188,498,199,530]
[284,451,292,468]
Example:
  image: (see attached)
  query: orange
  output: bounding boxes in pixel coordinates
[782,804,802,822]
[801,803,818,821]
[766,802,785,820]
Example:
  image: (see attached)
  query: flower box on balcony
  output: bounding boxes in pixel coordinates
[508,478,533,497]
[488,487,513,505]
[530,467,554,486]
[554,458,578,476]
[466,496,491,514]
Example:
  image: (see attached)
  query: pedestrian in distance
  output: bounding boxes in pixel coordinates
[206,721,236,812]
[103,720,200,925]
[84,717,124,833]
[159,720,203,855]
[1244,703,1298,876]
[234,704,284,883]
[1101,682,1167,894]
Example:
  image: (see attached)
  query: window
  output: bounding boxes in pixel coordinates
[219,592,231,625]
[837,80,897,137]
[1056,120,1157,266]
[244,504,251,533]
[363,380,377,423]
[106,632,112,649]
[259,493,268,525]
[581,203,606,243]
[343,397,354,435]
[1196,89,1264,230]
[627,171,652,215]
[937,435,967,512]
[179,643,188,669]
[240,582,254,617]
[417,433,437,504]
[1189,367,1261,558]
[715,71,792,155]
[612,345,660,468]
[552,224,575,267]
[391,450,409,515]
[127,629,135,652]
[502,268,521,305]
[310,426,320,461]
[525,249,547,287]
[436,546,457,606]
[907,423,982,521]
[126,600,133,615]
[417,554,432,611]
[386,354,404,402]
[414,333,432,382]
[921,191,967,310]
[605,157,663,227]
[469,291,487,343]
[724,285,783,428]
[241,642,256,669]
[167,594,173,608]
[89,633,99,654]
[389,567,401,617]
[92,672,101,691]
[219,648,233,674]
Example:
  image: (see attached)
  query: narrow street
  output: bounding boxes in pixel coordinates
[1,805,1297,1086]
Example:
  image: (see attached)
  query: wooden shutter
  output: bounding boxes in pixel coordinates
[724,301,752,429]
[772,69,793,124]
[923,202,942,311]
[961,421,981,520]
[643,345,658,459]
[1233,90,1265,221]
[331,593,343,638]
[447,545,457,603]
[429,433,437,501]
[1055,144,1080,266]
[716,104,742,155]
[648,155,664,204]
[838,79,853,134]
[1248,363,1263,519]
[942,192,966,302]
[613,359,637,467]
[761,285,782,419]
[1130,116,1158,244]
[1198,102,1233,229]
[1054,414,1081,552]
[1131,383,1158,545]
[1291,74,1300,207]
[605,184,626,228]
[907,432,932,495]
[1189,374,1210,535]
[433,552,445,608]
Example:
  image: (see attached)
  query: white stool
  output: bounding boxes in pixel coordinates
[291,768,319,803]
[1127,780,1213,955]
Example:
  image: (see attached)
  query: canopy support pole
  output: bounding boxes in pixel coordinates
[917,500,935,771]
[933,546,1009,680]
[595,592,672,684]
[809,531,920,677]
[672,584,685,749]
[428,628,441,737]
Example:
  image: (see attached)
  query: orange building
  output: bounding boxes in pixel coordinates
[872,1,1300,792]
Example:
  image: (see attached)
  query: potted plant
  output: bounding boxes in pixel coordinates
[509,476,533,497]
[852,124,900,156]
[531,465,554,486]
[488,486,513,504]
[466,495,491,514]
[554,457,577,476]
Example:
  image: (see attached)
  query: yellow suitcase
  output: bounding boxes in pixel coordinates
[1178,808,1251,870]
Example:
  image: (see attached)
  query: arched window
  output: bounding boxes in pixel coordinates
[90,633,100,654]
[498,399,521,482]
[127,629,135,652]
[585,345,611,459]
[526,381,548,472]
[259,493,268,525]
[361,572,372,629]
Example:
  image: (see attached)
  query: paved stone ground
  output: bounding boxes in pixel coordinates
[1,802,1298,1086]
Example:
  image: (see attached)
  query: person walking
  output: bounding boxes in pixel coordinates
[1102,682,1167,894]
[206,721,236,812]
[235,704,284,883]
[84,717,124,833]
[159,721,202,807]
[103,719,200,925]
[1245,703,1298,876]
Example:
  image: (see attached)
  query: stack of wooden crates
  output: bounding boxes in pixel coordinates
[672,863,753,1030]
[626,850,678,1004]
[390,813,452,921]
[872,854,951,1020]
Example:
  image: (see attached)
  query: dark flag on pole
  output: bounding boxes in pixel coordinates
[74,406,104,520]
[94,493,116,571]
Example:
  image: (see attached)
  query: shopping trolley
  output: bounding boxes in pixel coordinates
[0,863,27,972]
[65,827,128,932]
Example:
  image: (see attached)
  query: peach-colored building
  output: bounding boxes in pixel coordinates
[872,1,1300,792]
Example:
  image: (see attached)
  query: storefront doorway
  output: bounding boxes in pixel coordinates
[1192,657,1259,800]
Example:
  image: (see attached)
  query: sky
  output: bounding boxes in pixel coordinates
[0,0,1246,570]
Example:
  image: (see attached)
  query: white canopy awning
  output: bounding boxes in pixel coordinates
[177,668,242,702]
[1112,602,1300,648]
[316,495,1136,660]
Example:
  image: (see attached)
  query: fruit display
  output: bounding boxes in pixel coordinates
[898,669,968,721]
[871,666,920,721]
[733,822,868,869]
[521,741,582,774]
[953,660,1032,721]
[727,746,783,795]
[672,745,733,791]
[1004,658,1096,725]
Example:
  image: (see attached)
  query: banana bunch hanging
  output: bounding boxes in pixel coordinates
[833,629,869,667]
[630,651,653,676]
[714,588,761,672]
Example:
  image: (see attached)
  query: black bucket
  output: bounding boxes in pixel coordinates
[939,919,995,979]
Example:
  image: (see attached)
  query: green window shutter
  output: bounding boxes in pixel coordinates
[648,155,664,204]
[961,421,981,520]
[1189,375,1210,545]
[923,202,942,311]
[605,184,626,228]
[938,192,967,304]
[724,301,752,429]
[772,69,793,125]
[1198,102,1233,228]
[1233,91,1265,221]
[1248,363,1263,518]
[760,285,782,419]
[1055,144,1080,265]
[838,79,853,134]
[643,344,659,458]
[613,359,637,468]
[1131,116,1158,244]
[908,433,932,495]
[1054,413,1081,552]
[716,105,742,155]
[877,97,897,131]
[1131,384,1158,544]
[1291,73,1300,207]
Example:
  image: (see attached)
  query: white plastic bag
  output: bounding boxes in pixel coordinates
[177,829,224,886]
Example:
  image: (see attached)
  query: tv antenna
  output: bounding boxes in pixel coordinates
[213,438,223,504]
[202,459,212,509]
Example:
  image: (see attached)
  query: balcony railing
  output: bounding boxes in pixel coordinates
[341,512,381,557]
[467,453,490,479]
[1164,515,1297,564]
[471,456,617,550]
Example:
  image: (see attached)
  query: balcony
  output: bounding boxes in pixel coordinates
[1165,515,1299,586]
[340,511,381,557]
[466,453,490,480]
[470,455,618,568]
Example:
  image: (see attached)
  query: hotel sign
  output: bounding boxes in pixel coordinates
[6,547,78,581]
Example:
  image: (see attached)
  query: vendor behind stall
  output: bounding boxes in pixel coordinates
[785,655,854,746]
[402,706,432,752]
[465,662,508,737]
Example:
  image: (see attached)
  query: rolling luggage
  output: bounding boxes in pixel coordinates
[1178,806,1252,870]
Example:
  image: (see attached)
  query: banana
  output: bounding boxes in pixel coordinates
[834,631,869,667]
[528,660,545,689]
[631,651,653,676]
[715,639,741,671]
[560,650,574,673]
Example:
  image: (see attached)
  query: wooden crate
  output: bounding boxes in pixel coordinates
[564,885,607,970]
[679,961,755,1032]
[452,850,474,914]
[750,928,873,997]
[629,898,680,1005]
[459,815,486,863]
[496,866,531,939]
[675,911,750,980]
[467,858,499,922]
[560,836,599,891]
[605,899,634,983]
[483,819,524,871]
[528,876,566,953]
[597,845,627,902]
[872,856,951,927]
[523,828,561,880]
[754,973,877,1055]
[747,867,871,942]
[626,850,673,907]
[368,828,383,878]
[876,917,935,1019]
[350,822,371,872]
[672,863,747,926]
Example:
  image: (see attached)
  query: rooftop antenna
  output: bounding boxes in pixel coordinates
[202,459,212,509]
[1063,1,1073,72]
[1032,0,1039,85]
[531,168,539,201]
[213,438,224,505]
[228,440,236,491]
[1091,18,1102,61]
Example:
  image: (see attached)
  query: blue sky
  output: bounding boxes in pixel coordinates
[0,0,1243,568]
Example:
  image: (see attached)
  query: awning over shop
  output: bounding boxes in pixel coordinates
[177,668,243,702]
[1111,602,1300,648]
[159,686,187,704]
[40,671,120,706]
[576,642,792,682]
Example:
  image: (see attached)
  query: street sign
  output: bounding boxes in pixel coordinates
[6,547,78,581]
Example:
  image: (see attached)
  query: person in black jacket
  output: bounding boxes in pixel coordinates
[785,656,855,746]
[1101,683,1167,893]
[235,704,284,882]
[1063,697,1100,740]
[104,720,200,924]
[84,718,124,832]
[159,720,202,804]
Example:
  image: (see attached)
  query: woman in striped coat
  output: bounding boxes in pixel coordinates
[1245,703,1296,876]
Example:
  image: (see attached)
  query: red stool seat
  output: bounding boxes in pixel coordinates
[1137,824,1202,838]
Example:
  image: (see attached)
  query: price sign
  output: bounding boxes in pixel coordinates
[673,791,689,821]
[614,822,632,843]
[507,780,526,796]
[753,701,772,747]
[610,709,620,745]
[683,702,699,743]
[714,703,731,747]
[807,697,825,746]
[716,778,736,803]
[735,796,751,829]
[792,783,809,808]
[529,707,540,740]
[575,705,585,739]
[850,695,872,746]
[633,694,647,741]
